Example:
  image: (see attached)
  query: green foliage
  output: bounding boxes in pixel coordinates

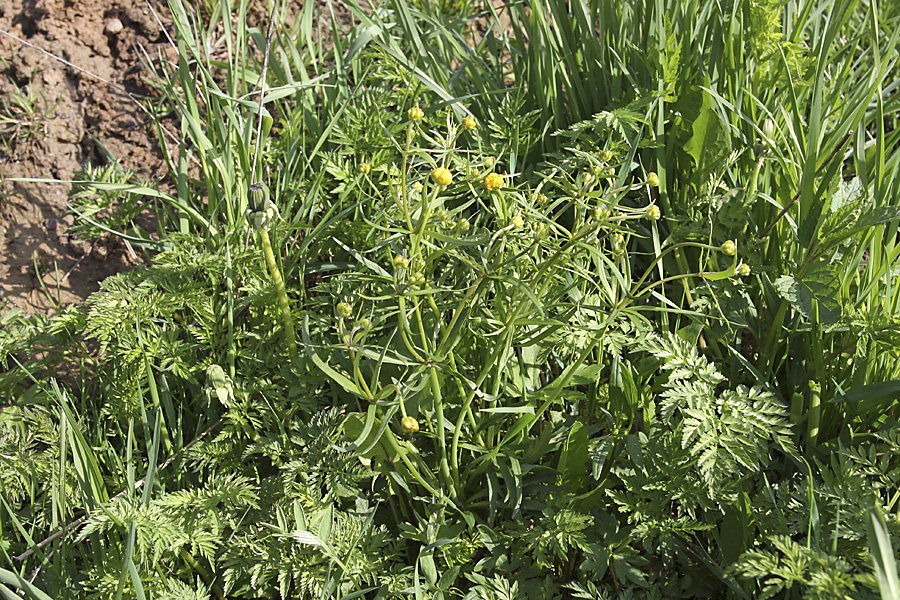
[3,0,900,598]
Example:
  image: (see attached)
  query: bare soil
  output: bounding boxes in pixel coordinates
[0,0,171,313]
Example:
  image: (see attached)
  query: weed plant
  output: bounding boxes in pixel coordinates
[1,0,900,599]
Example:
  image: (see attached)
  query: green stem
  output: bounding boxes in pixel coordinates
[259,228,299,366]
[178,548,225,600]
[429,367,454,497]
[807,381,820,455]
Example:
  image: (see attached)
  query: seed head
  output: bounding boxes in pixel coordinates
[336,302,353,318]
[721,240,737,256]
[737,263,751,277]
[408,106,424,121]
[462,116,477,130]
[393,254,410,269]
[431,167,453,186]
[483,172,504,191]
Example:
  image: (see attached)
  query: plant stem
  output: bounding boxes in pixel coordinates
[258,228,299,366]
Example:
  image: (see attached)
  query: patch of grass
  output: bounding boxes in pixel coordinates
[0,68,57,160]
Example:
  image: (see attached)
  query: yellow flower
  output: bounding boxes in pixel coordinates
[646,205,661,221]
[431,167,453,186]
[408,106,424,120]
[462,116,477,130]
[737,263,751,277]
[358,162,371,174]
[647,172,660,187]
[484,172,504,191]
[401,416,419,433]
[721,240,737,256]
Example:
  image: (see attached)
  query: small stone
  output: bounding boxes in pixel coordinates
[105,18,124,35]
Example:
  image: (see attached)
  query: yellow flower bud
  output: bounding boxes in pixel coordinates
[401,416,419,433]
[483,172,504,191]
[431,167,453,186]
[408,106,424,120]
[483,156,494,168]
[599,149,613,162]
[737,263,751,277]
[462,116,476,130]
[647,172,660,187]
[336,302,353,318]
[646,205,661,221]
[511,215,525,229]
[721,240,737,256]
[358,162,371,174]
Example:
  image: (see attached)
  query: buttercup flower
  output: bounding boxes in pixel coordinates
[336,302,353,318]
[431,167,453,186]
[408,106,424,120]
[646,205,661,221]
[647,172,660,187]
[401,416,419,433]
[462,116,476,130]
[484,172,504,191]
[358,162,370,174]
[737,263,751,277]
[721,240,737,256]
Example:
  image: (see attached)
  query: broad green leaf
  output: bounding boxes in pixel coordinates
[558,421,590,491]
[682,87,732,184]
[774,260,842,324]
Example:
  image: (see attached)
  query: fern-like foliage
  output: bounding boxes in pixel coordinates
[733,535,869,600]
[641,332,795,494]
